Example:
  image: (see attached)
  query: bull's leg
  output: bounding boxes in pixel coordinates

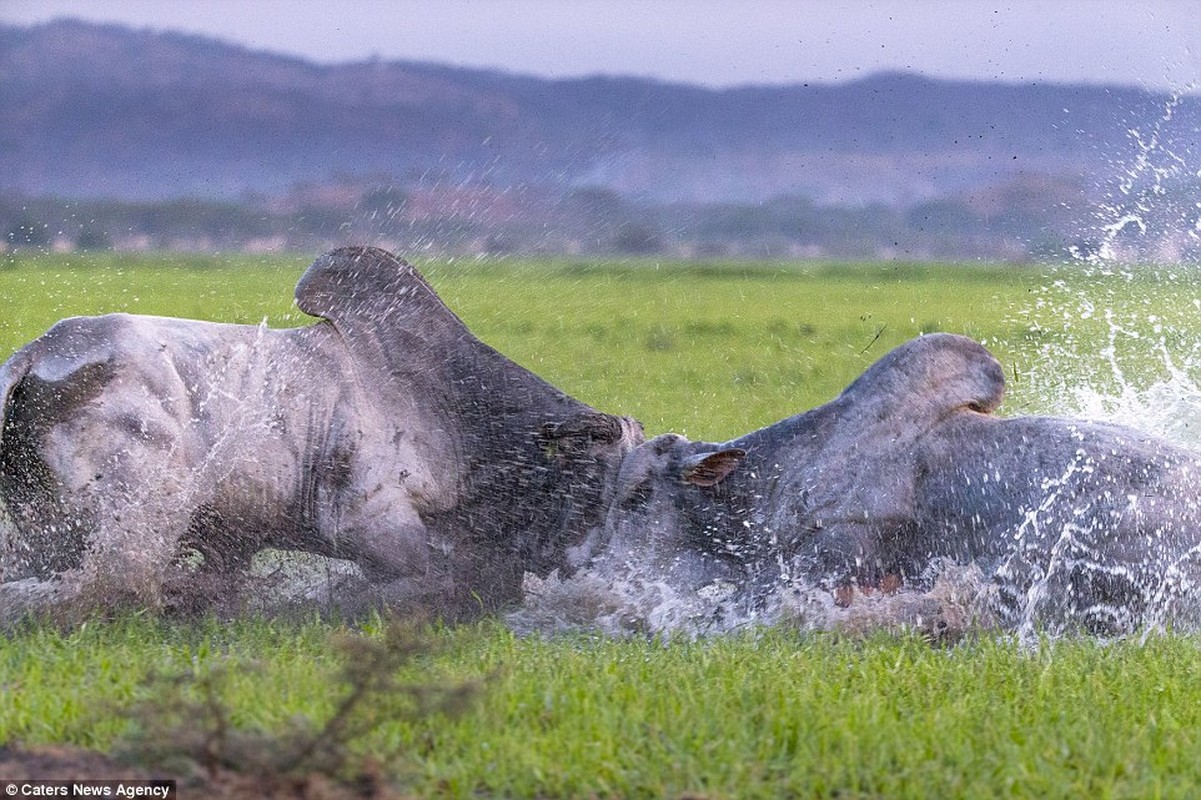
[1,354,206,618]
[60,493,185,613]
[325,489,459,616]
[0,466,185,625]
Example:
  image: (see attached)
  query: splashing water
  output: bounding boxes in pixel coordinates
[508,560,994,642]
[511,92,1201,642]
[1069,91,1201,267]
[957,92,1201,641]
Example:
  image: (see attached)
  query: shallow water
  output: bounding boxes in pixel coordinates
[507,559,995,641]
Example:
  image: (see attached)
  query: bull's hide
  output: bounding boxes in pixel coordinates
[0,246,643,622]
[583,334,1201,635]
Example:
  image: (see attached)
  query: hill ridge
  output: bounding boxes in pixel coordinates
[2,18,1194,205]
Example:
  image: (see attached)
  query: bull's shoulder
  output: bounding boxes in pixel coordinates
[1001,414,1201,465]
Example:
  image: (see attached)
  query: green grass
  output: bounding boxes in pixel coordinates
[5,252,1201,796]
[2,617,1201,798]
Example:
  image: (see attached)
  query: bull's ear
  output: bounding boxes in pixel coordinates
[681,448,746,487]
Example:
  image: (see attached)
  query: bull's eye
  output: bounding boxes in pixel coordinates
[620,479,653,510]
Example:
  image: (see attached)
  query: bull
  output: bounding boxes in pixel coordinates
[584,333,1201,634]
[0,246,643,621]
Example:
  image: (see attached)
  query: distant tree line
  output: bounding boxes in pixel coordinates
[4,178,1199,265]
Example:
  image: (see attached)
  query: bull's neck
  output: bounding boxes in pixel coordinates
[445,331,593,432]
[334,303,591,431]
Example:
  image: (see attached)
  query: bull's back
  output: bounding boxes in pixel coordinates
[915,413,1201,552]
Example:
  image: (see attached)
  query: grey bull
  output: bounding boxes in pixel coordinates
[0,246,643,621]
[586,333,1201,634]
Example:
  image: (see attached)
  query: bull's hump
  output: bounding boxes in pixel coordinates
[294,246,461,331]
[842,333,1006,419]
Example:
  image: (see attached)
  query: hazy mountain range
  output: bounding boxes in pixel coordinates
[2,19,1199,260]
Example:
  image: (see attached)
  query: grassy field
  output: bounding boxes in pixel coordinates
[4,252,1201,796]
[5,616,1201,798]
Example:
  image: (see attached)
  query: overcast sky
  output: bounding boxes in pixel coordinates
[2,1,1198,91]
